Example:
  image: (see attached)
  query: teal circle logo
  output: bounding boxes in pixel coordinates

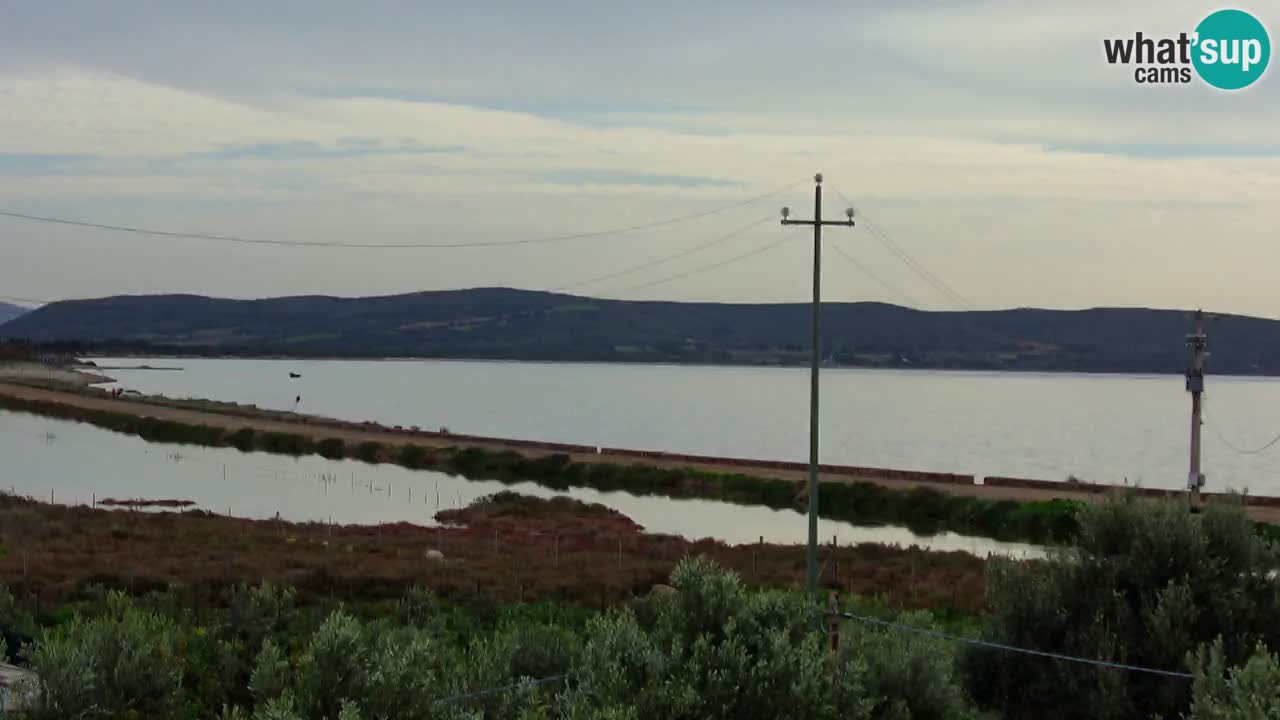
[1192,9,1271,90]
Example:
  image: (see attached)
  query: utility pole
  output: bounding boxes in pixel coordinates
[1186,310,1208,507]
[781,173,855,596]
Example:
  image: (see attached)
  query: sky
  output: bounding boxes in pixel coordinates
[1,1,1278,315]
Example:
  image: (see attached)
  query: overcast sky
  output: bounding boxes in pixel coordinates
[1,1,1277,315]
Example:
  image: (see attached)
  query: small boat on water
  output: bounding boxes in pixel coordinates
[289,372,301,379]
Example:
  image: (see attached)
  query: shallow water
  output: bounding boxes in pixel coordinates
[1,410,1040,557]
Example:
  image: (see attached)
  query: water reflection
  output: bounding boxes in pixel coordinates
[1,410,1041,558]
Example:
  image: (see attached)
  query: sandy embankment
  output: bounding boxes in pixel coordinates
[4,377,1278,524]
[0,362,114,386]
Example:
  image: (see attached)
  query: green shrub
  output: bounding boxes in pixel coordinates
[964,493,1280,720]
[504,623,581,679]
[448,447,496,475]
[355,441,383,463]
[516,453,573,479]
[28,591,184,719]
[257,432,311,456]
[396,444,428,468]
[229,427,257,452]
[1188,638,1280,719]
[562,556,908,719]
[316,437,346,459]
[843,609,979,720]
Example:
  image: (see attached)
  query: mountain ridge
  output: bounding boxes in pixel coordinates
[2,288,1273,375]
[0,301,30,326]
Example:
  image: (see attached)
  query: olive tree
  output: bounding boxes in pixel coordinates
[27,591,184,719]
[1187,639,1280,720]
[965,494,1280,720]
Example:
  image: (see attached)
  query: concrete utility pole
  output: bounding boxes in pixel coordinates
[1186,310,1208,506]
[781,173,855,596]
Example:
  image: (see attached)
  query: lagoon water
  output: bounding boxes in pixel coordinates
[93,357,1280,495]
[0,410,1038,556]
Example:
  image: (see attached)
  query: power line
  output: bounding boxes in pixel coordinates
[0,220,780,312]
[0,180,805,251]
[618,232,798,294]
[345,217,779,327]
[828,241,920,308]
[828,188,973,309]
[834,611,1193,679]
[554,216,771,292]
[863,218,972,309]
[1205,415,1280,455]
[0,218,773,308]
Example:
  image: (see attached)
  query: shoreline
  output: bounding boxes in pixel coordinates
[0,361,115,386]
[83,352,1280,380]
[2,377,1278,529]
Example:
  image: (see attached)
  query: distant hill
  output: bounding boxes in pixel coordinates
[1,288,1275,375]
[0,301,30,326]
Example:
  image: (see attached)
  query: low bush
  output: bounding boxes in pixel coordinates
[355,441,383,463]
[256,432,311,456]
[315,437,345,459]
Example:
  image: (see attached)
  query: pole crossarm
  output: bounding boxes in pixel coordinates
[781,219,856,227]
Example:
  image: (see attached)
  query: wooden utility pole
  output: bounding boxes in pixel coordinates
[781,173,855,596]
[1186,310,1208,507]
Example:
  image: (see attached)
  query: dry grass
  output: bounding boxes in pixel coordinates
[0,492,987,614]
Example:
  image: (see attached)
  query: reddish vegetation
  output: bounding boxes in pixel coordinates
[0,492,987,613]
[435,492,644,545]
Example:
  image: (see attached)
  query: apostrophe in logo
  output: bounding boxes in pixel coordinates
[1192,9,1270,89]
[1102,8,1271,90]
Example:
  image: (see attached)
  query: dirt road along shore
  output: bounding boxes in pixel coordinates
[2,379,1277,523]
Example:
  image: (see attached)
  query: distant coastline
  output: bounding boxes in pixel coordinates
[79,350,1259,380]
[6,288,1275,376]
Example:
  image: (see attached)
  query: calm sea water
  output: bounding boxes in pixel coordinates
[93,357,1280,495]
[0,410,1037,556]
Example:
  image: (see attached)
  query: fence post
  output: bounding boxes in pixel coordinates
[554,534,560,568]
[828,592,840,653]
[833,535,840,588]
[910,555,917,603]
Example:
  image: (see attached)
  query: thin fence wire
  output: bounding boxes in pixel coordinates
[833,610,1194,679]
